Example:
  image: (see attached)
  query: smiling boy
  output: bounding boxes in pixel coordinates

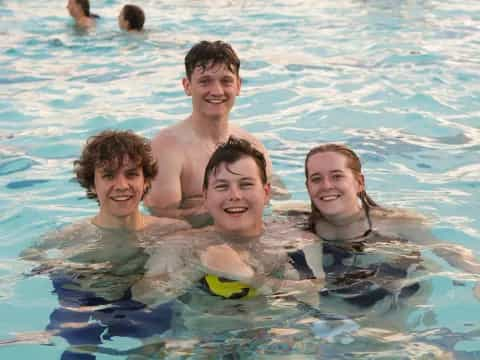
[144,41,273,226]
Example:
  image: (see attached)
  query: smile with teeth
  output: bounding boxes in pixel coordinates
[206,98,226,104]
[224,206,248,214]
[319,194,341,201]
[110,195,133,201]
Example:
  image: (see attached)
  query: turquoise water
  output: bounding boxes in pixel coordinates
[1,0,480,358]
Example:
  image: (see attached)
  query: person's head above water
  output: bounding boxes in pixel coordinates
[67,0,89,18]
[118,4,145,32]
[66,0,98,28]
[184,40,240,81]
[182,40,242,122]
[305,143,379,224]
[74,130,157,206]
[203,137,270,238]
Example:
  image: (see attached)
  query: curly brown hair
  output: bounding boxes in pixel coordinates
[74,130,157,200]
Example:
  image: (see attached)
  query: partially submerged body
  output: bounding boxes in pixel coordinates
[145,119,271,226]
[66,0,98,29]
[145,41,288,226]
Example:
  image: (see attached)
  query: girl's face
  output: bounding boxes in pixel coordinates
[306,151,364,220]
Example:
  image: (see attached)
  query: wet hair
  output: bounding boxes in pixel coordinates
[74,130,157,200]
[305,143,381,229]
[121,4,145,31]
[203,137,267,190]
[75,0,99,18]
[185,40,240,80]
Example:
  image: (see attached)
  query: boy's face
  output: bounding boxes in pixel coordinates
[204,156,270,237]
[92,156,147,219]
[183,61,241,120]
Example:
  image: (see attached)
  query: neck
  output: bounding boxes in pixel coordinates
[215,225,264,245]
[189,114,230,143]
[322,207,364,226]
[92,210,146,231]
[315,206,372,242]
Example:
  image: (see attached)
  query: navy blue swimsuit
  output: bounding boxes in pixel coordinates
[47,274,174,359]
[289,238,422,309]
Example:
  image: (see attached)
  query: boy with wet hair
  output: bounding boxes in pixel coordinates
[134,136,323,307]
[21,130,190,358]
[118,4,145,32]
[145,40,274,226]
[185,40,240,80]
[75,129,156,203]
[202,136,267,191]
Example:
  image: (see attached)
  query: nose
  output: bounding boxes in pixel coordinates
[209,80,223,96]
[228,184,241,200]
[319,177,333,189]
[114,175,129,190]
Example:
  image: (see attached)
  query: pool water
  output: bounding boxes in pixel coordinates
[1,0,479,358]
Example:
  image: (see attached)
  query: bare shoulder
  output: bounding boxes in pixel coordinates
[230,125,265,148]
[370,207,429,224]
[151,123,188,150]
[263,217,317,248]
[145,216,192,233]
[369,207,434,241]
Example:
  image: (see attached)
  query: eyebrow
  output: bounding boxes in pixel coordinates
[211,176,256,183]
[309,169,345,177]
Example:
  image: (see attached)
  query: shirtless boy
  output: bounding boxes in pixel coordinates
[144,40,273,226]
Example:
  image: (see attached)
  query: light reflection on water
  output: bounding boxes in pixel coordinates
[1,0,480,358]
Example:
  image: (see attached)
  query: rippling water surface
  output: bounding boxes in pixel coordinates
[1,0,479,358]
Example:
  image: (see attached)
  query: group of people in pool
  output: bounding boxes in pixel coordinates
[67,0,145,31]
[22,39,480,357]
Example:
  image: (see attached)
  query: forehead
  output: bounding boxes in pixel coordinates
[95,155,140,171]
[191,62,237,78]
[209,157,261,181]
[307,151,349,172]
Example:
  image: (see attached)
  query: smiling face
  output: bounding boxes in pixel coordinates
[306,151,364,221]
[204,156,270,237]
[92,156,147,222]
[182,62,241,121]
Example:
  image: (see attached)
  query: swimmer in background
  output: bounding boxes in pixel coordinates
[21,130,190,358]
[144,40,289,227]
[66,0,99,29]
[132,137,323,308]
[285,143,480,321]
[118,4,145,32]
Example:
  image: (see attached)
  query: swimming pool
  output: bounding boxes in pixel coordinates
[1,0,479,358]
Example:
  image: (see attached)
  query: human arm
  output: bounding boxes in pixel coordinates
[378,213,480,299]
[198,242,324,302]
[131,239,203,306]
[144,133,208,223]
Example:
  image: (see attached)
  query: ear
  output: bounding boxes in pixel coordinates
[142,180,151,197]
[357,174,365,194]
[182,77,192,96]
[263,182,272,205]
[236,76,242,96]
